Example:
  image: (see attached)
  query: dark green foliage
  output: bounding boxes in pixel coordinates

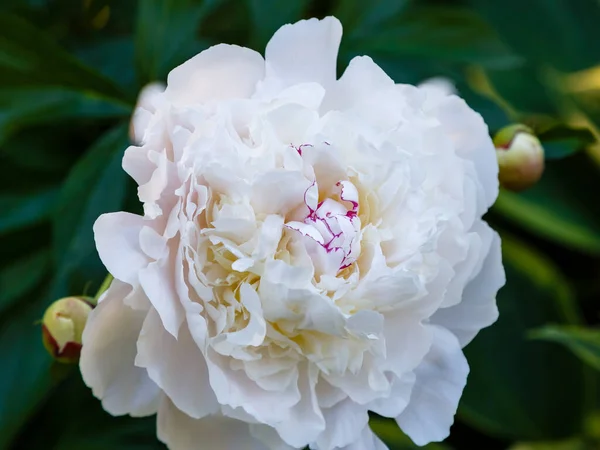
[3,0,600,449]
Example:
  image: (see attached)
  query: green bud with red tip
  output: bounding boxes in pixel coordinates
[494,124,545,191]
[41,296,93,364]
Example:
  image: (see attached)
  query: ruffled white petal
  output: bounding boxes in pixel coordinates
[322,56,394,112]
[396,326,469,446]
[431,223,504,346]
[337,426,388,450]
[80,280,160,416]
[93,212,151,287]
[433,95,499,211]
[157,396,269,450]
[166,44,265,104]
[314,398,369,449]
[135,308,219,419]
[265,17,342,89]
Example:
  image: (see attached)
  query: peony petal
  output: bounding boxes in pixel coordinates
[249,424,296,450]
[339,426,388,450]
[157,396,269,450]
[138,256,185,338]
[131,82,165,145]
[418,77,456,97]
[380,310,433,377]
[122,145,156,188]
[135,309,219,419]
[369,372,416,418]
[314,398,369,449]
[166,44,265,105]
[93,212,150,286]
[80,280,160,417]
[265,17,342,89]
[275,364,325,447]
[431,223,504,347]
[435,95,499,211]
[396,325,469,446]
[322,56,394,112]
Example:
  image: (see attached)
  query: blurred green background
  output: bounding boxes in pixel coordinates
[2,0,600,449]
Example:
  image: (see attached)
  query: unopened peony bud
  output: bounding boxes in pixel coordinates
[494,124,545,191]
[41,296,93,364]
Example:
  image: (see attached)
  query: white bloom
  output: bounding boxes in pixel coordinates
[80,16,505,450]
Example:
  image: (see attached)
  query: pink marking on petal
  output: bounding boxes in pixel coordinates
[289,179,362,274]
[291,143,314,156]
[337,181,359,212]
[285,221,324,244]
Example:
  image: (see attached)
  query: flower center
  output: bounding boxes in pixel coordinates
[285,180,361,276]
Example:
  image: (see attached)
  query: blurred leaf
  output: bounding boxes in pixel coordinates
[494,190,600,254]
[459,235,587,440]
[0,189,59,236]
[0,293,54,448]
[370,417,450,449]
[52,124,129,296]
[526,120,596,159]
[531,326,600,372]
[74,37,136,91]
[0,13,127,95]
[0,13,132,143]
[134,0,221,84]
[334,0,409,36]
[458,81,511,132]
[0,249,50,314]
[484,65,560,116]
[509,439,589,450]
[541,139,589,160]
[13,371,164,450]
[492,157,600,254]
[0,124,79,174]
[0,88,130,145]
[467,0,600,72]
[247,0,308,49]
[349,7,520,68]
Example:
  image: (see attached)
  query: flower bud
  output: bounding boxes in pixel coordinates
[41,296,93,364]
[494,124,545,191]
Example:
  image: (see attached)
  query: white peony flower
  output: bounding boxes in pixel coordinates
[80,16,505,450]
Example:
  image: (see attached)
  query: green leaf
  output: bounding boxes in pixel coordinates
[349,6,520,68]
[52,124,130,296]
[0,189,59,236]
[0,124,78,174]
[0,13,127,96]
[370,417,451,449]
[492,157,600,254]
[73,37,136,92]
[535,123,596,158]
[247,0,308,49]
[134,0,221,84]
[0,13,132,143]
[531,326,600,372]
[541,139,589,160]
[0,88,130,144]
[509,439,589,450]
[484,64,560,116]
[334,0,409,37]
[467,0,600,72]
[0,249,50,314]
[13,372,164,450]
[459,235,587,440]
[0,292,55,448]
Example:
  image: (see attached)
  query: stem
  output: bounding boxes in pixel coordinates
[91,273,114,306]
